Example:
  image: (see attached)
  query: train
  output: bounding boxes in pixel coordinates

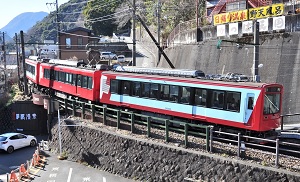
[25,56,283,137]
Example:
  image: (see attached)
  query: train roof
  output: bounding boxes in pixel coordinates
[105,69,282,89]
[114,66,205,78]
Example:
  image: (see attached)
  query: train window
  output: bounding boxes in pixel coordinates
[226,92,241,111]
[44,69,50,79]
[65,73,72,84]
[141,83,150,98]
[170,85,179,102]
[110,79,119,94]
[195,88,207,106]
[264,93,280,114]
[59,72,66,82]
[248,97,254,110]
[212,91,224,109]
[132,82,140,97]
[72,74,77,85]
[150,83,158,99]
[122,81,131,95]
[179,86,190,104]
[77,75,82,87]
[54,71,59,81]
[160,85,169,100]
[88,77,93,89]
[82,76,88,88]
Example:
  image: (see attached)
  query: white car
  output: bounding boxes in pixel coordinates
[0,133,37,153]
[117,55,126,62]
[100,52,117,60]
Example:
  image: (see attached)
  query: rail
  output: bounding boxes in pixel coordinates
[55,98,300,169]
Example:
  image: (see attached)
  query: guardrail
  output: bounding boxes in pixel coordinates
[59,98,211,151]
[56,98,300,168]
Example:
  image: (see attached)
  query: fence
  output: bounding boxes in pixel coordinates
[55,98,300,169]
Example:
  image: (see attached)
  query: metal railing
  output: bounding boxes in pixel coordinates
[57,98,300,169]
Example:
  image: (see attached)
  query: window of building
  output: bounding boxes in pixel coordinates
[66,38,71,48]
[78,37,84,49]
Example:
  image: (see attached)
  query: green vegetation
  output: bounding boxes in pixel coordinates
[15,0,206,49]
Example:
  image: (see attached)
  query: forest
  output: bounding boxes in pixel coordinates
[21,0,206,45]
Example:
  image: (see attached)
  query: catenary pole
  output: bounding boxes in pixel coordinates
[132,0,136,66]
[2,32,7,91]
[253,21,259,82]
[56,0,60,59]
[15,33,21,89]
[20,31,28,95]
[157,0,161,65]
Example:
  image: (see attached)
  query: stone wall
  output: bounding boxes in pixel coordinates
[48,120,300,181]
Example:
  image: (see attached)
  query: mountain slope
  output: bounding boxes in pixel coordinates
[0,12,48,38]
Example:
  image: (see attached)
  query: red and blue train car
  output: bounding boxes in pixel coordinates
[99,67,283,134]
[25,57,283,135]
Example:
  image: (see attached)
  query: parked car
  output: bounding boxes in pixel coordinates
[117,55,126,62]
[0,133,37,153]
[234,75,250,82]
[224,72,243,81]
[100,52,117,60]
[212,74,225,81]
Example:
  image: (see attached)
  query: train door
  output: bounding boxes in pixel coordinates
[244,93,254,123]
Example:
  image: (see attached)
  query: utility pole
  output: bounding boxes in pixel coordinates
[157,0,161,65]
[15,33,21,89]
[132,0,136,66]
[20,31,28,95]
[253,21,259,82]
[196,0,199,29]
[2,32,7,91]
[46,1,60,59]
[56,0,60,59]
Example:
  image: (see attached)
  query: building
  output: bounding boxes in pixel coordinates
[59,27,100,64]
[37,40,57,59]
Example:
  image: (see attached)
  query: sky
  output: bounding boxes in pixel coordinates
[0,0,69,29]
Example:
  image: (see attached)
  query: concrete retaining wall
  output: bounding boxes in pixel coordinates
[160,32,300,123]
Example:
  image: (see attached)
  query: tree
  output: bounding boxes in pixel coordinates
[83,0,123,36]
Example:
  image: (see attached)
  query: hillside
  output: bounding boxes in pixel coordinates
[0,12,48,38]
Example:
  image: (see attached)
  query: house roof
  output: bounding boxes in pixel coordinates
[65,27,92,33]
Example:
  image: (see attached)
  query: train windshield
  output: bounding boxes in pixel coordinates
[264,93,280,115]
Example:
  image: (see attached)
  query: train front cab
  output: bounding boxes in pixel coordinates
[257,84,283,132]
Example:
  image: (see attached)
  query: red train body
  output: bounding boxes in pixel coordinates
[25,58,283,135]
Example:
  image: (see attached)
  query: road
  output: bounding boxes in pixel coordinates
[124,36,155,67]
[0,136,135,182]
